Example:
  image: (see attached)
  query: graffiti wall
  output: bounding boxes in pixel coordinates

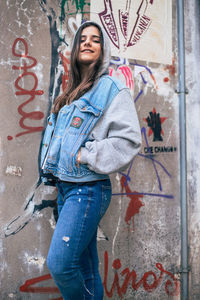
[0,0,199,299]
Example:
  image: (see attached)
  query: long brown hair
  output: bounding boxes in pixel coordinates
[52,22,104,113]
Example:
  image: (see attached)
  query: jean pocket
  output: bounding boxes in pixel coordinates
[56,184,66,215]
[100,182,112,218]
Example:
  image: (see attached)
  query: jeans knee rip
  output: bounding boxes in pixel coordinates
[62,236,70,246]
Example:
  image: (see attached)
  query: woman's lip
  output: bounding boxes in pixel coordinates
[81,49,94,52]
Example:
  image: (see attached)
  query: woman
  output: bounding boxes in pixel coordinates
[40,21,141,300]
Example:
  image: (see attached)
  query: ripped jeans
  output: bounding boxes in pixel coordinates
[47,179,112,300]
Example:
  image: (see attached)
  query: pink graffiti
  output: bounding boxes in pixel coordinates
[59,52,134,94]
[9,38,44,140]
[109,65,134,91]
[103,250,180,298]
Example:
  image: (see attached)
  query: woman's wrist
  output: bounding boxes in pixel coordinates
[77,149,81,167]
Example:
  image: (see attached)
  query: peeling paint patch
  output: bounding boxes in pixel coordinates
[6,165,22,177]
[36,223,41,231]
[25,253,45,268]
[0,137,3,157]
[0,239,8,272]
[0,182,5,194]
[0,258,8,273]
[97,226,108,241]
[62,236,70,243]
[49,214,56,230]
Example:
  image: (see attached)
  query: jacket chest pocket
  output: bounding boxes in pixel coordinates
[64,103,101,137]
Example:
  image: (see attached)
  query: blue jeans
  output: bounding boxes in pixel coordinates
[47,179,112,300]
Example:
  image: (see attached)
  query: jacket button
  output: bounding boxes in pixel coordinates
[44,144,48,147]
[48,121,52,125]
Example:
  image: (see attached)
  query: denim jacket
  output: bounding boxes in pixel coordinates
[40,75,126,184]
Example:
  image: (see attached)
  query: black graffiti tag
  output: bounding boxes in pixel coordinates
[146,110,163,142]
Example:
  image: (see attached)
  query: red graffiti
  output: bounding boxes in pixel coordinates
[144,107,167,139]
[20,273,62,300]
[59,51,70,92]
[163,77,169,83]
[103,250,180,298]
[20,252,180,299]
[120,175,144,228]
[10,38,44,140]
[164,57,176,77]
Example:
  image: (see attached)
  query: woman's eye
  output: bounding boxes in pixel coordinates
[80,37,100,43]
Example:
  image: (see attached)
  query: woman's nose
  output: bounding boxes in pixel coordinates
[84,39,91,46]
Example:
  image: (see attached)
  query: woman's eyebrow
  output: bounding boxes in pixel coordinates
[81,34,101,39]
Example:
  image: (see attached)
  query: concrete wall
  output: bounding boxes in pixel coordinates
[0,0,199,299]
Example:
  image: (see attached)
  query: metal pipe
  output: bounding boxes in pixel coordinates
[176,0,189,299]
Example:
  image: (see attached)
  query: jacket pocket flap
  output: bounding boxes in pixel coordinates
[74,102,101,117]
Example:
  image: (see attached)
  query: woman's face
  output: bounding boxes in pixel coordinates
[78,26,102,66]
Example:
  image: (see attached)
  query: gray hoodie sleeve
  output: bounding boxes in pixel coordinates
[79,89,142,174]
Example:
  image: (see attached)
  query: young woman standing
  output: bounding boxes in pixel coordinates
[40,21,141,300]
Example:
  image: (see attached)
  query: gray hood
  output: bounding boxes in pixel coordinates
[73,21,111,78]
